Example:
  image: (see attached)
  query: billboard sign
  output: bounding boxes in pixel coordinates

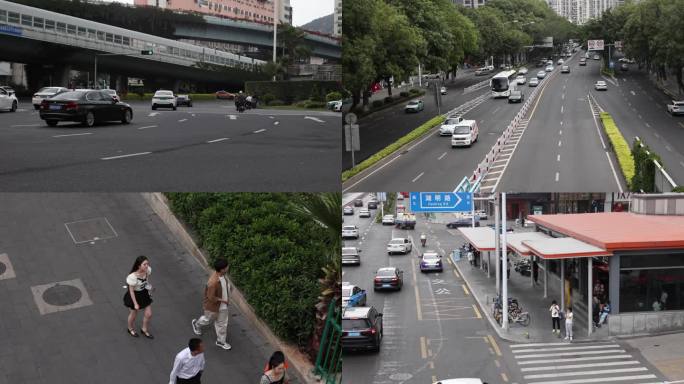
[588,40,605,51]
[409,192,473,213]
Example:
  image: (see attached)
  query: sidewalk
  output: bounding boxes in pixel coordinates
[626,333,684,382]
[453,246,611,344]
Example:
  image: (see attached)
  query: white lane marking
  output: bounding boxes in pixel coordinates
[666,145,672,152]
[563,85,566,90]
[274,121,280,125]
[227,115,237,120]
[522,374,658,384]
[562,93,565,100]
[178,118,187,122]
[561,105,564,114]
[560,121,563,126]
[645,123,651,128]
[412,172,424,182]
[515,349,627,359]
[191,113,196,117]
[520,360,640,372]
[559,130,562,135]
[304,116,325,123]
[638,114,642,119]
[680,161,684,168]
[148,112,159,117]
[558,140,562,147]
[254,129,266,133]
[268,116,274,119]
[52,132,93,138]
[516,354,634,364]
[605,151,623,193]
[207,138,229,143]
[557,154,560,162]
[492,106,501,114]
[630,90,636,96]
[10,124,41,127]
[655,132,661,139]
[524,367,649,380]
[438,152,447,160]
[138,125,157,130]
[513,345,621,353]
[555,172,559,182]
[101,152,151,160]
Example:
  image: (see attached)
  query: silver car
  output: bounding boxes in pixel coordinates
[439,116,464,136]
[31,87,68,110]
[342,247,362,265]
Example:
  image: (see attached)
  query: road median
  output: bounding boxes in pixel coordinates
[598,111,635,188]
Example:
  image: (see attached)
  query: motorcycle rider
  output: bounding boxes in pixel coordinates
[235,91,247,111]
[420,233,427,247]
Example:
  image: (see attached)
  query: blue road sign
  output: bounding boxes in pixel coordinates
[409,192,473,212]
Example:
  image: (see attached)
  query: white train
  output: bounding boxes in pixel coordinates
[0,0,264,71]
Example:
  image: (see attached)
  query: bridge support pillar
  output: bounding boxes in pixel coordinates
[172,79,181,94]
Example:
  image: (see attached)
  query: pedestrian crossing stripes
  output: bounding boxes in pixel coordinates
[509,341,661,384]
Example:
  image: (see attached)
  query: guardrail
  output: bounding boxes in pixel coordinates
[467,77,546,191]
[463,78,490,94]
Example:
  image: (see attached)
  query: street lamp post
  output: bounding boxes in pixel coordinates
[273,0,278,81]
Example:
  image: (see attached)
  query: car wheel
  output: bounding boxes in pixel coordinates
[34,105,40,110]
[121,109,132,124]
[172,106,177,111]
[83,111,95,127]
[152,105,157,110]
[46,120,58,127]
[11,101,17,112]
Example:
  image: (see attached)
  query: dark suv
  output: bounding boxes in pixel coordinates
[342,306,383,352]
[367,200,378,209]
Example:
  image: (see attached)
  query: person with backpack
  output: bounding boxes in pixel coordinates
[549,300,561,334]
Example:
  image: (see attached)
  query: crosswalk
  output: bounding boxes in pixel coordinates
[510,341,663,384]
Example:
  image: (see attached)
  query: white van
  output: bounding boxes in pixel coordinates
[451,120,479,147]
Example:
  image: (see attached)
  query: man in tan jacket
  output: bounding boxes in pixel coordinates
[192,259,231,350]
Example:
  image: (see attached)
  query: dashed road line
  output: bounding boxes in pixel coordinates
[438,152,447,160]
[101,152,151,160]
[137,125,157,130]
[10,124,41,127]
[52,132,93,138]
[412,172,424,183]
[227,115,237,120]
[207,138,229,143]
[178,118,187,122]
[304,116,325,123]
[253,129,267,133]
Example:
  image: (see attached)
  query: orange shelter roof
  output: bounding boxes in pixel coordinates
[522,238,613,259]
[528,212,684,251]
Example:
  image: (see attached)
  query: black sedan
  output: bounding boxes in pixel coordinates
[373,267,403,291]
[446,218,480,228]
[39,90,133,127]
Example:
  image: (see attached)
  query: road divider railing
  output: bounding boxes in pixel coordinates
[467,76,544,191]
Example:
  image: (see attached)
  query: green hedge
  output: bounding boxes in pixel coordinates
[245,81,341,104]
[599,112,634,187]
[165,193,329,348]
[342,114,446,181]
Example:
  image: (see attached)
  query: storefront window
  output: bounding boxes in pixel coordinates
[620,267,684,312]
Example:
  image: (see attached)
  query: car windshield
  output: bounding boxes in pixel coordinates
[343,319,368,329]
[38,87,62,93]
[343,226,356,231]
[423,253,439,260]
[510,91,521,97]
[342,248,357,255]
[491,77,509,92]
[674,101,684,106]
[596,82,606,85]
[389,239,403,245]
[377,269,396,277]
[408,101,419,106]
[384,215,393,219]
[155,92,173,97]
[444,118,461,125]
[51,91,85,100]
[453,126,471,134]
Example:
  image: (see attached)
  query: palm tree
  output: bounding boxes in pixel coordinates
[290,192,341,360]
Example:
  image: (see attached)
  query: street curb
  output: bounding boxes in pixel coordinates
[450,256,526,343]
[141,193,319,383]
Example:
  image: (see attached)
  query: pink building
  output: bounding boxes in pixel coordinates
[134,0,282,24]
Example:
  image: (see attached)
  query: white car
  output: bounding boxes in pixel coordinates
[31,87,68,109]
[342,225,359,239]
[545,65,554,72]
[439,116,464,136]
[666,100,684,115]
[151,90,177,110]
[434,379,486,384]
[342,283,366,307]
[517,67,528,75]
[382,215,395,225]
[536,71,546,79]
[0,87,18,112]
[359,209,371,218]
[529,78,539,87]
[557,59,564,65]
[515,75,526,85]
[387,238,412,255]
[594,81,608,91]
[102,89,119,102]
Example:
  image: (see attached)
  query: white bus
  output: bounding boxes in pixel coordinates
[490,70,517,98]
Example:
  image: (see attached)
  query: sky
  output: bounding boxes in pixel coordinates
[104,0,334,27]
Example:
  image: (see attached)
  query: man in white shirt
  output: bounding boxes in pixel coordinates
[169,338,205,384]
[191,259,232,350]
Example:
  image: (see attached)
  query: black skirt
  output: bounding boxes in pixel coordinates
[123,289,153,309]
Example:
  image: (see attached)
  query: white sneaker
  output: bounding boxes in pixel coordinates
[216,341,232,350]
[564,336,569,340]
[191,319,202,335]
[570,337,573,341]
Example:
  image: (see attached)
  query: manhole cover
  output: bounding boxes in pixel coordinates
[0,262,5,276]
[389,373,413,381]
[42,284,82,306]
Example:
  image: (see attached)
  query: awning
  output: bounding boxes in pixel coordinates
[522,237,613,259]
[458,227,495,251]
[507,232,552,256]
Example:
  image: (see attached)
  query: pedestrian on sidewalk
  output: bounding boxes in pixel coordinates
[169,338,205,384]
[123,255,154,339]
[532,260,539,286]
[564,307,574,341]
[597,300,611,327]
[191,259,232,350]
[549,300,561,335]
[260,351,289,384]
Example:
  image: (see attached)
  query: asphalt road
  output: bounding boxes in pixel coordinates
[343,79,527,192]
[342,72,491,171]
[0,100,340,191]
[341,195,666,384]
[497,52,625,192]
[342,193,520,384]
[592,67,684,186]
[0,193,293,384]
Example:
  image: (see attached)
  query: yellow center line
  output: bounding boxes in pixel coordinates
[495,359,501,368]
[487,334,502,356]
[473,304,482,319]
[501,373,509,382]
[462,284,470,295]
[453,268,460,278]
[420,336,427,359]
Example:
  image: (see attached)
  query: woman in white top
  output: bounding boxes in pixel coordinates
[564,306,574,341]
[123,255,154,338]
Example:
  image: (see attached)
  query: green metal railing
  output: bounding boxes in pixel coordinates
[314,300,342,384]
